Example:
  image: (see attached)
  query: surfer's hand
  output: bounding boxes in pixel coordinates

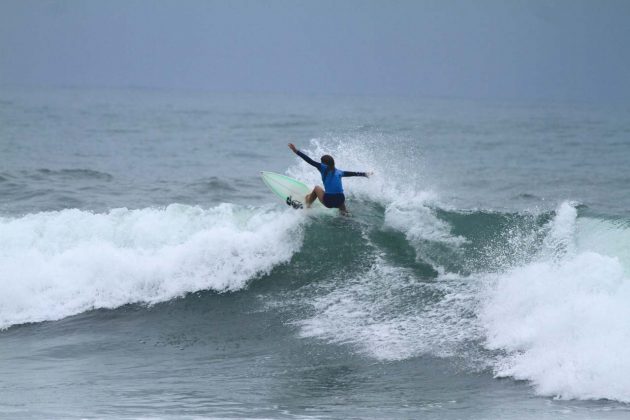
[288,143,297,153]
[366,171,374,178]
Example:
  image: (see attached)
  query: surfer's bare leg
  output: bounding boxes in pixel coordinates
[305,186,325,208]
[339,202,349,216]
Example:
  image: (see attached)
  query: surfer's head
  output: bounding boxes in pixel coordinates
[320,155,335,168]
[321,155,335,179]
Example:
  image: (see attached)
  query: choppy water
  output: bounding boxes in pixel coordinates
[1,87,630,419]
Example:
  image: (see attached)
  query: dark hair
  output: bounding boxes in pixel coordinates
[321,155,335,179]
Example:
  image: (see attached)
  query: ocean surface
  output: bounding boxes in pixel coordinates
[1,87,630,419]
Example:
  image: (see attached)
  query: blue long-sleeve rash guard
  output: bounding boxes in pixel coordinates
[296,150,367,194]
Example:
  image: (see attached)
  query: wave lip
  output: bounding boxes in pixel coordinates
[480,202,630,402]
[0,203,304,330]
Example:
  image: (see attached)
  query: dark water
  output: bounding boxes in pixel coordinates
[1,87,630,418]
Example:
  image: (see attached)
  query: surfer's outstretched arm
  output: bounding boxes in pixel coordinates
[288,143,322,170]
[342,171,372,177]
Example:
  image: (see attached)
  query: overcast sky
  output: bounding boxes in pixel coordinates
[1,0,629,101]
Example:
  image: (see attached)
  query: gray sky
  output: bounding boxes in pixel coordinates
[1,0,629,101]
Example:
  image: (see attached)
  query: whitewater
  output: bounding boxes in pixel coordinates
[0,204,304,328]
[1,87,629,419]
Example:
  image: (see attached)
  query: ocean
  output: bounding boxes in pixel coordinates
[1,87,630,419]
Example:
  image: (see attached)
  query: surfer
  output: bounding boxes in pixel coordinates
[288,143,371,214]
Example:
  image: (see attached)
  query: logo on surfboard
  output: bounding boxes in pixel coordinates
[286,196,303,209]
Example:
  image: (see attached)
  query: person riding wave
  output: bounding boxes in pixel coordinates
[288,143,372,214]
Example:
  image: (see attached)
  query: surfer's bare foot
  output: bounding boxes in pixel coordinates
[304,194,312,208]
[339,203,348,215]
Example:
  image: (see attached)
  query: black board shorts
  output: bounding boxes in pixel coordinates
[323,193,345,209]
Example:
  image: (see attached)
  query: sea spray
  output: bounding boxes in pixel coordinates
[288,137,462,252]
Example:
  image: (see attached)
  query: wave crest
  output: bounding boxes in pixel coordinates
[0,203,304,329]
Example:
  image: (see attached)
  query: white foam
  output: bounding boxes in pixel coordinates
[295,257,480,361]
[0,203,304,329]
[480,201,630,402]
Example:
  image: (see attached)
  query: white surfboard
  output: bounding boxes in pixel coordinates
[260,171,333,212]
